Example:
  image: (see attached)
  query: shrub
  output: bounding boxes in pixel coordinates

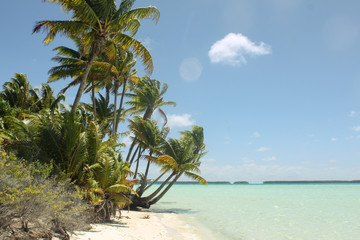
[0,146,91,239]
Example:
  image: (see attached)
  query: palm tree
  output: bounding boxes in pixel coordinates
[125,76,176,162]
[0,115,41,162]
[88,93,115,135]
[127,76,176,120]
[89,156,137,221]
[127,116,169,196]
[91,46,140,136]
[36,112,88,181]
[1,73,37,112]
[130,126,207,209]
[109,49,139,136]
[48,43,107,120]
[34,0,160,114]
[180,126,207,155]
[31,83,66,114]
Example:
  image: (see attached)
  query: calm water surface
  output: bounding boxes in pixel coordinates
[151,184,360,240]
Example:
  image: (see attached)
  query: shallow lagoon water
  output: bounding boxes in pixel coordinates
[151,184,360,240]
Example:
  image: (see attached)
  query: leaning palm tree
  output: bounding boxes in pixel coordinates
[130,126,207,209]
[151,137,206,203]
[127,76,176,121]
[49,43,104,120]
[180,126,206,155]
[127,116,169,197]
[125,76,176,162]
[34,0,160,114]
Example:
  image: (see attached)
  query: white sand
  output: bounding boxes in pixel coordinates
[71,210,204,240]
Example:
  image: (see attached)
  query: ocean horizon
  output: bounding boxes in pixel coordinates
[150,183,360,240]
[152,180,360,185]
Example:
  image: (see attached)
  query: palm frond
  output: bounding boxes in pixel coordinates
[111,33,153,74]
[107,184,137,195]
[114,0,136,18]
[53,46,81,58]
[145,155,178,170]
[183,172,207,185]
[43,0,99,24]
[119,6,160,25]
[33,20,89,44]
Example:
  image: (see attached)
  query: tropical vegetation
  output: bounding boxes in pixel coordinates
[0,0,207,239]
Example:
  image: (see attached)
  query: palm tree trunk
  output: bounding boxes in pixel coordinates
[133,147,142,179]
[112,83,119,136]
[71,36,104,114]
[148,173,182,206]
[129,145,140,166]
[144,171,167,191]
[142,107,153,120]
[105,200,111,222]
[126,140,136,162]
[143,172,175,201]
[71,55,96,114]
[137,152,152,197]
[91,79,97,121]
[115,78,127,133]
[105,85,110,103]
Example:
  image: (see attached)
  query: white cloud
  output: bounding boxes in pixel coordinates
[224,137,231,145]
[353,126,360,131]
[252,131,260,138]
[241,157,254,164]
[349,111,356,117]
[179,58,203,81]
[257,147,271,152]
[167,114,195,128]
[331,137,337,142]
[208,33,271,65]
[262,156,277,162]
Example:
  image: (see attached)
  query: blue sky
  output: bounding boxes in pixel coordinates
[2,0,360,183]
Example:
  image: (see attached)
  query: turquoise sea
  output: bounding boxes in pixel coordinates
[151,184,360,240]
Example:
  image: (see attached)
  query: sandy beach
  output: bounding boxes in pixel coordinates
[72,210,203,240]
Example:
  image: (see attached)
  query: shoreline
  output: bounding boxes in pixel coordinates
[72,210,204,240]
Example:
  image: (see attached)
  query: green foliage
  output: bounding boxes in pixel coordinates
[129,116,169,154]
[1,0,207,213]
[0,147,91,238]
[0,75,65,119]
[90,156,137,221]
[126,76,176,120]
[0,97,20,117]
[0,115,41,162]
[34,0,160,112]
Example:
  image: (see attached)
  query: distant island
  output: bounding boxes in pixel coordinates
[154,181,233,185]
[150,181,249,185]
[148,180,360,185]
[263,180,360,184]
[233,181,250,184]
